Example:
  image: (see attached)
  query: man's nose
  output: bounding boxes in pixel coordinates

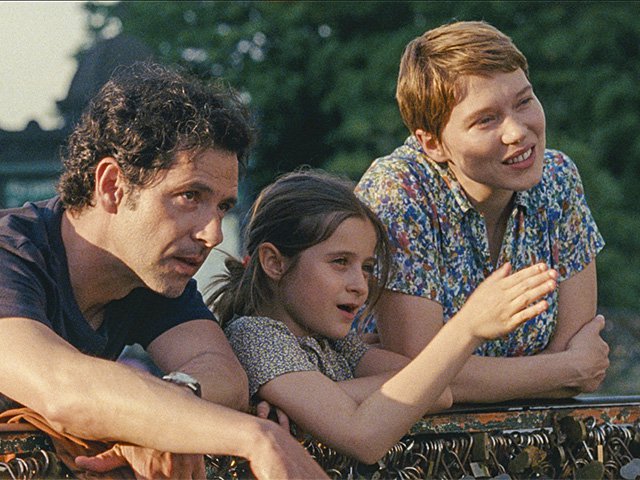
[194,214,223,249]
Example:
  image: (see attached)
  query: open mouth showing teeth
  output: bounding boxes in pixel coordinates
[504,147,533,165]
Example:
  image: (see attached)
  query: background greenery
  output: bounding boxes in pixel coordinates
[84,1,640,317]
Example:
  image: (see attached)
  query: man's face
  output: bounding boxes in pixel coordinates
[112,148,238,298]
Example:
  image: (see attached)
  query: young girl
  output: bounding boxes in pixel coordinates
[208,170,557,464]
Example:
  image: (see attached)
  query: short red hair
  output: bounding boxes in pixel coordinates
[396,21,528,141]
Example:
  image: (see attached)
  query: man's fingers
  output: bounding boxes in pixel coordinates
[75,445,126,472]
[591,314,606,331]
[195,455,207,480]
[170,453,205,480]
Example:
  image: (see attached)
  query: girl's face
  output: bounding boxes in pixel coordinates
[420,69,546,208]
[274,216,377,339]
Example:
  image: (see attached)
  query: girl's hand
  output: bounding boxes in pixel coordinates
[458,262,557,340]
[256,400,291,433]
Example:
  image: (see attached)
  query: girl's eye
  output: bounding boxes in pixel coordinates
[332,258,348,266]
[362,263,375,275]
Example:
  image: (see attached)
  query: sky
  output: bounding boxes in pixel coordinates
[0,1,89,131]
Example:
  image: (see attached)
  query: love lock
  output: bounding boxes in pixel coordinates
[469,461,491,478]
[508,448,531,474]
[471,432,490,463]
[575,460,605,480]
[620,458,640,480]
[549,444,567,471]
[559,416,587,446]
[508,445,546,474]
[630,432,640,458]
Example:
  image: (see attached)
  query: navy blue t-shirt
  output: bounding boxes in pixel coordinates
[0,196,215,360]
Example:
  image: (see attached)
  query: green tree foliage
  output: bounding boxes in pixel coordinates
[84,1,640,310]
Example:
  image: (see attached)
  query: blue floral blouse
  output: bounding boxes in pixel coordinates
[355,136,605,357]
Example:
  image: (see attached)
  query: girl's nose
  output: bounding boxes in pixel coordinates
[347,267,369,297]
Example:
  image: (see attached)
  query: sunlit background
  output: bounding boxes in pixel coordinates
[1,1,639,395]
[1,2,88,131]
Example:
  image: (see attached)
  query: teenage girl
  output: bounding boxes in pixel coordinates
[208,170,557,464]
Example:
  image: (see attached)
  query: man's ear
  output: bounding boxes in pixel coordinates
[258,243,287,281]
[415,129,448,164]
[94,157,125,213]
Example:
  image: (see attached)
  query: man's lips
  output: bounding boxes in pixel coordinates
[173,255,206,274]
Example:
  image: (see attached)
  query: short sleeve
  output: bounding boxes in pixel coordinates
[330,331,369,372]
[120,279,215,349]
[0,246,50,325]
[547,151,605,280]
[225,317,317,398]
[356,157,443,302]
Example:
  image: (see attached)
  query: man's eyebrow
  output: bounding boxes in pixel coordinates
[222,196,238,208]
[185,181,214,193]
[182,182,238,205]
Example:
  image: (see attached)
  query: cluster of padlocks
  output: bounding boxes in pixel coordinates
[204,417,640,479]
[3,397,640,479]
[204,397,640,479]
[0,450,63,479]
[299,418,640,479]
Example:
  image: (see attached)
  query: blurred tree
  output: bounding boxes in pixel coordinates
[83,0,640,310]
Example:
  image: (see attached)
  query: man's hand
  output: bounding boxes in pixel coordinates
[75,444,205,480]
[564,314,610,393]
[248,422,329,479]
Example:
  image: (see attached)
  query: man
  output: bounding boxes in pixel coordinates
[0,62,327,479]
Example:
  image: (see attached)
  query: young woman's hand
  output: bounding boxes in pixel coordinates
[564,315,610,392]
[457,262,557,340]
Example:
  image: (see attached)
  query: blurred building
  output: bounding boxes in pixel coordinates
[0,34,153,208]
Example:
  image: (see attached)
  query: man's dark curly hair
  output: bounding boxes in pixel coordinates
[58,62,254,211]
